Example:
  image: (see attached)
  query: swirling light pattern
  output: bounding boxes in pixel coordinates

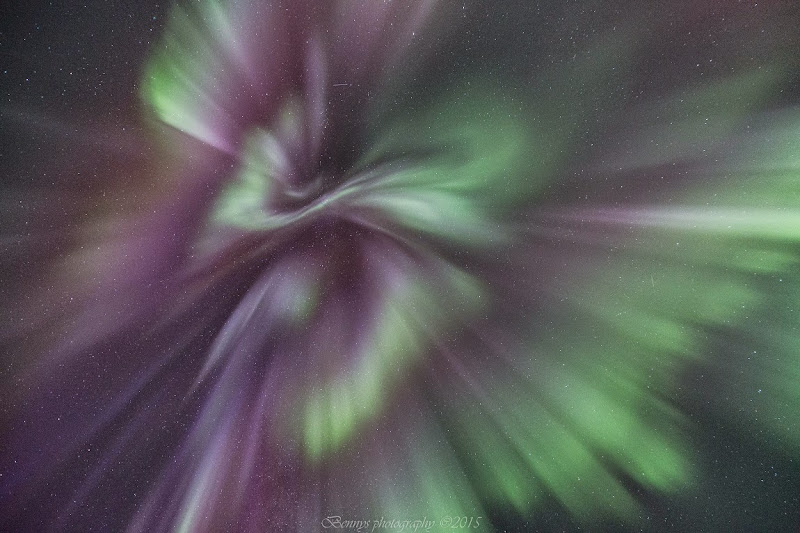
[2,0,800,531]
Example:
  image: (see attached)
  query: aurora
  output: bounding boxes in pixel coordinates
[2,0,800,531]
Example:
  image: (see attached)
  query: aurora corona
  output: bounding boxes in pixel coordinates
[2,1,800,531]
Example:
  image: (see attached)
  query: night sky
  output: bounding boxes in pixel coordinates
[2,1,800,532]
